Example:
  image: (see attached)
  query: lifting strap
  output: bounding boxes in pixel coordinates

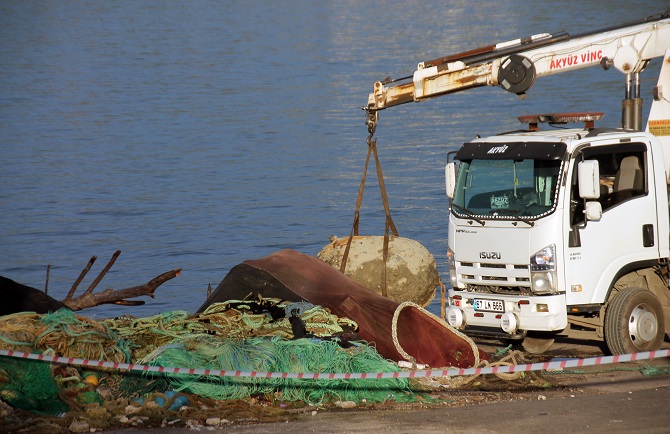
[340,110,398,297]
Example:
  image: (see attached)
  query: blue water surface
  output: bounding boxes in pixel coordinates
[0,0,664,318]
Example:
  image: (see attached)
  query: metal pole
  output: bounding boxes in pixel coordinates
[622,73,634,129]
[633,72,643,131]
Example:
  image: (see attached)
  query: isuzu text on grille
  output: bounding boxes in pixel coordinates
[480,252,501,259]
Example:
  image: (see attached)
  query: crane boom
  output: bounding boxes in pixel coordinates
[366,10,670,113]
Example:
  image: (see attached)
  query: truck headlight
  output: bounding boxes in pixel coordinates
[530,244,557,294]
[447,247,457,288]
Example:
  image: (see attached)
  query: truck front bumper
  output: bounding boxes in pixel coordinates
[446,291,568,334]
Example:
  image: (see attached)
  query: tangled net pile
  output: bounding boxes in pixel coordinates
[102,299,358,361]
[0,309,129,363]
[0,309,129,414]
[0,298,416,413]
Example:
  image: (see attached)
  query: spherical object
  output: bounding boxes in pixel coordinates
[318,236,439,307]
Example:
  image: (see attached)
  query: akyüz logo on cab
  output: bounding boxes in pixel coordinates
[487,145,508,154]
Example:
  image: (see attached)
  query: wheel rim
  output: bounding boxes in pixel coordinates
[628,304,658,346]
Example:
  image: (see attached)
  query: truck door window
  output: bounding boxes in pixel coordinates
[571,144,647,225]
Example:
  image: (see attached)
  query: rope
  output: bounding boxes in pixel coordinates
[340,110,398,298]
[4,347,670,378]
[0,309,130,363]
[390,301,525,385]
[391,301,480,367]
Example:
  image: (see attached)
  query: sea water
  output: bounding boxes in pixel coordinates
[0,0,664,318]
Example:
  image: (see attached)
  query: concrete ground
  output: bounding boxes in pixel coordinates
[230,385,670,433]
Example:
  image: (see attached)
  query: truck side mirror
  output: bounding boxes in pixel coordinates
[584,201,602,221]
[578,160,600,199]
[445,162,457,198]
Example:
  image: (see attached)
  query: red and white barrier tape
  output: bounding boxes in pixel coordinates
[0,348,668,380]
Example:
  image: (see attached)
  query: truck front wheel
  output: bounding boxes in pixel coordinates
[604,287,665,355]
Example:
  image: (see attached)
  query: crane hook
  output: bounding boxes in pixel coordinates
[365,108,378,137]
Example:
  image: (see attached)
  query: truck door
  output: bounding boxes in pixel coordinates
[565,141,658,305]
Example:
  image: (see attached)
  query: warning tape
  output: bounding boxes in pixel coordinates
[0,348,668,380]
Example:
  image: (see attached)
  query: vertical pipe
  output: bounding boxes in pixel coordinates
[622,73,634,129]
[633,72,643,131]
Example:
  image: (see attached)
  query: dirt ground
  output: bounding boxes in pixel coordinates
[2,334,669,433]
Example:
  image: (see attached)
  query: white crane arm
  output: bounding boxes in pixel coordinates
[367,10,670,111]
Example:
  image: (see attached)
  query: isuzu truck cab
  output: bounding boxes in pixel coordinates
[444,111,670,354]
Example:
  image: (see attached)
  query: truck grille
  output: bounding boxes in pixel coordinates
[456,261,530,286]
[481,263,505,269]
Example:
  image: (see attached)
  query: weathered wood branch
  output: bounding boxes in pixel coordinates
[84,250,120,296]
[67,255,97,299]
[62,268,182,311]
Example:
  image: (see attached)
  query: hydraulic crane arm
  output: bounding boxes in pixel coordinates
[366,10,670,112]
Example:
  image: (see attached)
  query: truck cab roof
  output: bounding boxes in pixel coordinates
[458,126,653,161]
[475,126,644,148]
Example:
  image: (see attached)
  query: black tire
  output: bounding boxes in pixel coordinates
[521,331,557,354]
[604,287,665,355]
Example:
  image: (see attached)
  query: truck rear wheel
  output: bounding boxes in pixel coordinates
[604,287,665,355]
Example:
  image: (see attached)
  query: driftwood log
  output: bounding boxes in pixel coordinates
[61,250,182,311]
[61,269,182,311]
[1,250,182,314]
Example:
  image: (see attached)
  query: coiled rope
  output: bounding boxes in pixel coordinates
[391,301,523,385]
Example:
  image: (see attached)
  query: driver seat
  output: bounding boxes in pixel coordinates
[613,156,643,192]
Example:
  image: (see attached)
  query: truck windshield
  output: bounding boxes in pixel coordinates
[452,158,563,219]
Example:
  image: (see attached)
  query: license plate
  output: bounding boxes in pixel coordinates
[474,298,505,312]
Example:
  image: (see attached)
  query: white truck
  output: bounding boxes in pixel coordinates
[365,11,670,354]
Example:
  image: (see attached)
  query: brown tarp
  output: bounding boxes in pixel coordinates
[198,249,488,368]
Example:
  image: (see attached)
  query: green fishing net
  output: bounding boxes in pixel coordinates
[0,358,68,415]
[149,336,417,405]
